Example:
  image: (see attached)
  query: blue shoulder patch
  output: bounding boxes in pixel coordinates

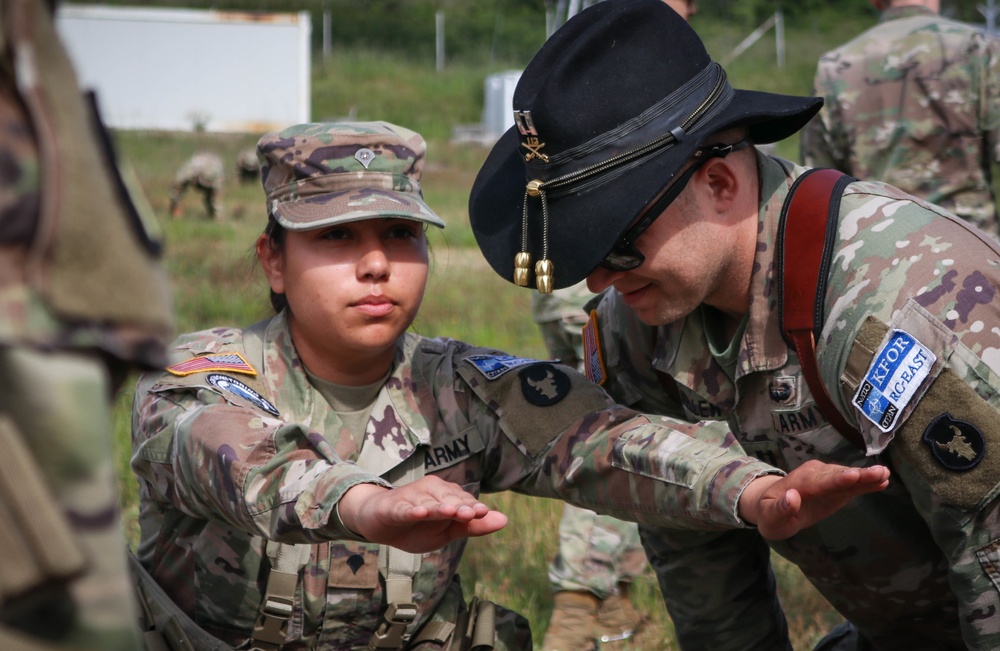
[466,354,540,380]
[207,374,280,417]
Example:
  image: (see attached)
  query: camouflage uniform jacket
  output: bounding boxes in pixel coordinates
[800,5,1000,236]
[591,152,1000,650]
[131,310,778,650]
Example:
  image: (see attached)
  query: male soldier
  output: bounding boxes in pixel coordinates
[168,150,225,220]
[469,0,1000,648]
[801,0,1000,237]
[0,0,173,649]
[532,281,650,651]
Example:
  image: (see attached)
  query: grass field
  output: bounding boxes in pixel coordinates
[108,13,879,648]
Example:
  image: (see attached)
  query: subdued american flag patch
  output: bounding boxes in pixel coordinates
[582,310,606,386]
[166,352,257,377]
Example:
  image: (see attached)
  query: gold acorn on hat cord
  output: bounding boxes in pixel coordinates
[534,180,554,294]
[514,191,533,287]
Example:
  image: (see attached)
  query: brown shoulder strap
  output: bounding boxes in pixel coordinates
[776,168,865,450]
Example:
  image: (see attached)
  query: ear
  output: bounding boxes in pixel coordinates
[698,156,740,212]
[256,233,286,295]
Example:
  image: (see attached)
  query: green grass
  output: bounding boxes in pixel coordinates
[108,15,879,646]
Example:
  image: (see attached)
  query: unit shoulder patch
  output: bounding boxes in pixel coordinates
[519,363,570,406]
[922,413,985,472]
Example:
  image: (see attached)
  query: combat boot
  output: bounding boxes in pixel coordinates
[595,583,646,645]
[541,591,599,651]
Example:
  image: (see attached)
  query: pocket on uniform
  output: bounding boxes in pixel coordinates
[611,422,728,489]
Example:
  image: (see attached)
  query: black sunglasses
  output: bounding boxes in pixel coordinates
[598,139,750,272]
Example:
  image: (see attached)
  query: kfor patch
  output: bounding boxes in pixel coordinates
[519,363,570,406]
[207,374,279,417]
[853,329,935,432]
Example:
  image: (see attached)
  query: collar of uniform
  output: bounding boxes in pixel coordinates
[735,152,795,380]
[352,333,435,477]
[261,313,429,475]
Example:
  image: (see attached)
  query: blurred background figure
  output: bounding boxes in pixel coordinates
[235,146,260,184]
[801,0,1000,237]
[168,150,225,220]
[0,0,172,648]
[533,282,648,651]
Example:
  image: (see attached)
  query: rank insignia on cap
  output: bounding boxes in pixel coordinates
[207,374,279,417]
[167,352,257,377]
[583,310,606,386]
[355,148,376,169]
[519,363,570,406]
[922,412,985,471]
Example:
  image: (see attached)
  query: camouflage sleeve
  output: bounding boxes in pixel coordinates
[822,194,1000,646]
[799,55,850,171]
[131,372,390,544]
[454,354,781,531]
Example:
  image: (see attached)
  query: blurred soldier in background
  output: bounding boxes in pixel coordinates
[801,0,1000,237]
[236,147,260,184]
[0,0,173,648]
[168,150,225,220]
[533,282,649,651]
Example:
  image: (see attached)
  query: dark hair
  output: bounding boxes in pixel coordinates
[262,214,289,314]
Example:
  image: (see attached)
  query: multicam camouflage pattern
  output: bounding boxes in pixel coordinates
[257,121,445,230]
[0,0,172,648]
[595,151,1000,649]
[530,282,647,598]
[131,310,782,649]
[548,505,645,597]
[169,151,225,219]
[801,5,1000,236]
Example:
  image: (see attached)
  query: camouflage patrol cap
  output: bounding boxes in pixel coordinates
[256,121,445,231]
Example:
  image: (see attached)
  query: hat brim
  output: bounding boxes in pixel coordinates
[274,189,446,231]
[470,89,821,289]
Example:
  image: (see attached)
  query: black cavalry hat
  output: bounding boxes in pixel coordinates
[469,0,822,291]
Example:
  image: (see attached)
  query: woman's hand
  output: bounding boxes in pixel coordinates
[738,459,890,540]
[338,475,508,553]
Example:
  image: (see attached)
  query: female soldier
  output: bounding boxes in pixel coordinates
[130,121,888,650]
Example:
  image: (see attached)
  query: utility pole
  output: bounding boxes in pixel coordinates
[980,0,998,35]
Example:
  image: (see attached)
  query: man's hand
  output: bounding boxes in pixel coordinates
[738,460,890,540]
[338,475,508,553]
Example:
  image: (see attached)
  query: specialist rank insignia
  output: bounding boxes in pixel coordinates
[922,412,985,471]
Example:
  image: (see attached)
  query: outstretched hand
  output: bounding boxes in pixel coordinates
[338,475,508,553]
[738,459,890,540]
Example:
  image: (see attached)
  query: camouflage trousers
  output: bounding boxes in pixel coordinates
[548,504,646,598]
